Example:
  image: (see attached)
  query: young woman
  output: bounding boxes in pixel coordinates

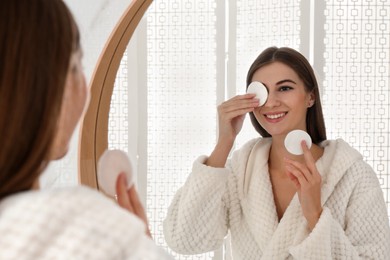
[164,47,390,259]
[0,0,171,258]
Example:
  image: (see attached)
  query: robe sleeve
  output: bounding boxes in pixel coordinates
[163,155,231,254]
[289,167,390,259]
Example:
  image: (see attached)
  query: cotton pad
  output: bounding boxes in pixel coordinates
[97,149,134,197]
[284,130,312,155]
[247,81,268,106]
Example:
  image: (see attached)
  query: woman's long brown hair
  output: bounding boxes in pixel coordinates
[246,47,327,144]
[0,0,80,199]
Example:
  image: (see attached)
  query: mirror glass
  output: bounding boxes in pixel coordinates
[108,1,220,259]
[106,0,390,259]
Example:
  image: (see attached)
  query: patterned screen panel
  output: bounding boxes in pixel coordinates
[109,50,129,153]
[322,1,390,217]
[146,1,218,259]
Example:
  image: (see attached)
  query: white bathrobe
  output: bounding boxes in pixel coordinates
[0,186,172,260]
[164,138,390,259]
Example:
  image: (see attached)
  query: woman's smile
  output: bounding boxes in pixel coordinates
[263,112,288,122]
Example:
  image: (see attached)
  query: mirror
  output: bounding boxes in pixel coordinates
[83,1,230,258]
[80,0,390,259]
[79,0,153,188]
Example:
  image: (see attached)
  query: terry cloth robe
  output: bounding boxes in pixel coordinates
[163,138,390,259]
[0,186,172,260]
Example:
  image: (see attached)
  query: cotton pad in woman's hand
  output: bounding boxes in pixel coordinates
[247,81,268,106]
[97,149,134,197]
[284,130,312,155]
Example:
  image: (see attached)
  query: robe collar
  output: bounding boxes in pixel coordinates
[238,138,362,258]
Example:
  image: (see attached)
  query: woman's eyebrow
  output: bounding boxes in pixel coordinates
[276,79,297,85]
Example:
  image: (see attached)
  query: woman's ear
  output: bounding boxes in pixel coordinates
[308,92,315,107]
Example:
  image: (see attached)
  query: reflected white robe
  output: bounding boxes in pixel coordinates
[0,186,172,260]
[164,138,390,259]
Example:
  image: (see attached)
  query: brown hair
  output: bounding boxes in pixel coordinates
[246,46,327,144]
[0,0,80,199]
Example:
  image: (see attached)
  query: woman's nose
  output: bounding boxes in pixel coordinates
[263,91,280,107]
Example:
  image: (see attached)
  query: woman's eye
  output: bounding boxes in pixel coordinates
[279,86,293,92]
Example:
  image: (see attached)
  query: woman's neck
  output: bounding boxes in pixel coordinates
[269,135,290,173]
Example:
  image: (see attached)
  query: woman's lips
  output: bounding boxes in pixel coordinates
[263,112,287,123]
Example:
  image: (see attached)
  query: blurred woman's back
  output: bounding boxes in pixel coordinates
[0,1,171,258]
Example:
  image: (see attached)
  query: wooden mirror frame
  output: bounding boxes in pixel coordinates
[79,0,153,189]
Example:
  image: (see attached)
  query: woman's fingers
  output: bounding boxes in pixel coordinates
[301,141,319,178]
[217,93,259,139]
[115,172,134,212]
[218,94,259,115]
[229,93,258,102]
[286,170,300,189]
[219,93,258,109]
[284,158,314,184]
[285,145,323,230]
[115,173,152,238]
[285,163,309,188]
[127,186,152,238]
[127,186,148,222]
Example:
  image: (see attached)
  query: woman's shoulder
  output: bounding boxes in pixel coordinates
[1,185,112,209]
[233,137,270,154]
[0,185,145,231]
[225,137,272,182]
[321,139,380,188]
[231,137,271,162]
[321,138,363,167]
[0,186,149,258]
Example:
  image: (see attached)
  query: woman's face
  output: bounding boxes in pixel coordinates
[50,49,89,160]
[252,61,314,138]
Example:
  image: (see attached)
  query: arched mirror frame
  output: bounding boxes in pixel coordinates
[79,0,153,189]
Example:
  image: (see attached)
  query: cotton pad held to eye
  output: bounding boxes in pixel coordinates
[284,130,312,155]
[247,81,268,106]
[97,149,134,197]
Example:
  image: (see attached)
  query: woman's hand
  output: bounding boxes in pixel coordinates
[284,141,323,230]
[217,93,259,143]
[205,94,259,168]
[115,172,152,238]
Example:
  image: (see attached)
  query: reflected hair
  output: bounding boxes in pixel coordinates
[246,47,327,144]
[0,0,80,199]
